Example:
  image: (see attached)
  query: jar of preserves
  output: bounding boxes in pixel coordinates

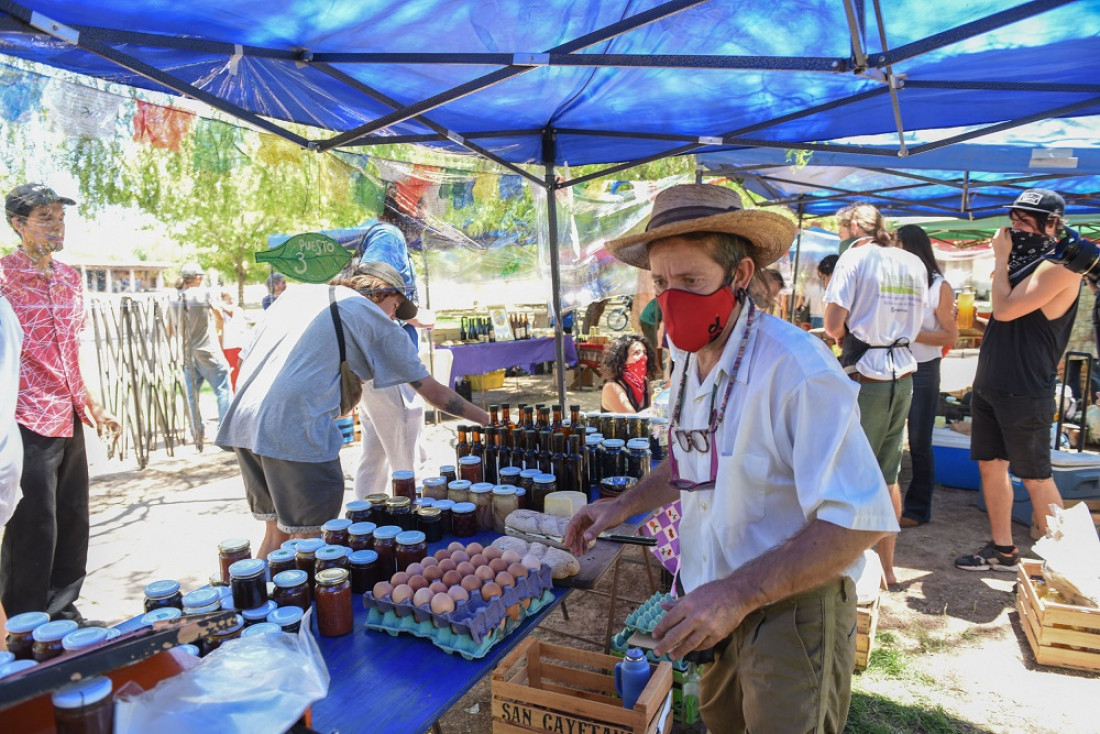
[518,468,540,495]
[413,497,435,511]
[432,499,454,535]
[294,537,325,589]
[267,605,305,634]
[315,568,353,637]
[421,476,448,501]
[468,482,494,531]
[142,580,183,613]
[0,659,38,677]
[347,522,376,551]
[315,545,351,575]
[599,438,626,480]
[242,622,282,639]
[416,506,443,543]
[491,485,519,533]
[217,537,251,585]
[349,549,380,595]
[384,496,414,530]
[584,435,603,489]
[229,558,269,611]
[372,525,402,577]
[266,548,297,578]
[451,502,477,538]
[391,470,417,500]
[625,438,652,480]
[203,613,244,654]
[447,479,471,504]
[322,518,353,547]
[241,600,278,627]
[395,530,427,571]
[52,675,113,734]
[32,619,78,662]
[208,570,227,588]
[514,486,529,510]
[61,626,109,653]
[272,569,310,610]
[181,587,222,615]
[498,465,522,487]
[458,455,483,483]
[140,607,182,627]
[439,465,457,484]
[531,474,558,513]
[365,493,390,524]
[597,413,614,439]
[344,499,372,523]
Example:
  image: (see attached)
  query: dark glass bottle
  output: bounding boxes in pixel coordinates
[509,427,525,468]
[523,429,539,470]
[484,427,500,485]
[500,403,513,428]
[489,404,500,428]
[537,406,550,430]
[551,404,564,433]
[538,428,554,474]
[455,425,470,461]
[498,427,513,470]
[566,434,585,496]
[551,432,568,487]
[470,426,485,463]
[522,406,536,432]
[568,405,584,439]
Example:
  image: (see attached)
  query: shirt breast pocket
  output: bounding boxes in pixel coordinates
[716,452,770,523]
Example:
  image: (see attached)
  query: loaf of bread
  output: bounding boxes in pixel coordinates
[506,509,569,538]
[490,536,581,579]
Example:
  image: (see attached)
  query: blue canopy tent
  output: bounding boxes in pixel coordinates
[2,0,1099,401]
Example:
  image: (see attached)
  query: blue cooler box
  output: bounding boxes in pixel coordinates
[977,450,1100,525]
[932,428,980,490]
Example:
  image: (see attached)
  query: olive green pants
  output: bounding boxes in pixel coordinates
[698,577,857,734]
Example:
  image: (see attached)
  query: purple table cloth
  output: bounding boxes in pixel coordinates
[439,336,577,387]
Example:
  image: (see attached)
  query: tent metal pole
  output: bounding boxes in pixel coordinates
[543,153,568,408]
[870,0,907,156]
[789,203,805,324]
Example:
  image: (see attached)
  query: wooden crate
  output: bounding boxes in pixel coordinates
[1016,559,1100,673]
[854,593,881,671]
[492,637,674,734]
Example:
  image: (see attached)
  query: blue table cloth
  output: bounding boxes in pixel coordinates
[439,336,578,388]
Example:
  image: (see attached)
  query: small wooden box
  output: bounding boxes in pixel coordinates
[1016,559,1100,673]
[492,637,673,734]
[854,593,880,671]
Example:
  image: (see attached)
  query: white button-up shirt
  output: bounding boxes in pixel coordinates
[669,304,898,593]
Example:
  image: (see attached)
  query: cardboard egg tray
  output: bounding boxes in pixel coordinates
[611,591,689,672]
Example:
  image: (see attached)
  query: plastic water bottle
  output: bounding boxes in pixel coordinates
[614,648,651,710]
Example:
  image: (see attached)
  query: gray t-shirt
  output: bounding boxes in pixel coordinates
[215,284,429,462]
[172,287,222,356]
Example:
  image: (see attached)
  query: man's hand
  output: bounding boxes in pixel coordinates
[95,410,122,441]
[563,500,628,556]
[991,226,1012,262]
[651,578,748,659]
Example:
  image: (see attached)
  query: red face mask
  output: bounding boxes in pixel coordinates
[657,279,739,353]
[622,356,648,407]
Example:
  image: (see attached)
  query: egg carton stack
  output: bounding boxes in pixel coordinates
[362,564,554,660]
[610,591,690,673]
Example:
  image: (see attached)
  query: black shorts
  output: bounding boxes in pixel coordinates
[969,386,1053,480]
[235,448,345,534]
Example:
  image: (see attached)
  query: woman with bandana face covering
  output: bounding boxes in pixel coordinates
[599,335,659,413]
[563,184,897,734]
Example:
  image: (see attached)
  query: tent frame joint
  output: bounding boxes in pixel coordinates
[28,10,78,44]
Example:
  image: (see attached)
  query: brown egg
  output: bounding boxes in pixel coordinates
[431,592,456,615]
[481,581,503,600]
[434,548,451,562]
[460,574,483,593]
[489,558,509,574]
[456,561,476,577]
[438,558,457,573]
[451,550,470,565]
[521,554,542,571]
[373,581,394,599]
[423,565,444,582]
[391,571,409,586]
[405,562,425,577]
[507,603,521,621]
[447,585,470,604]
[507,562,529,580]
[442,569,463,587]
[475,565,496,582]
[495,571,516,588]
[447,541,465,552]
[501,550,521,565]
[391,583,414,604]
[470,553,488,568]
[407,575,428,592]
[465,541,484,556]
[421,556,439,568]
[482,546,503,561]
[412,587,434,607]
[429,581,448,595]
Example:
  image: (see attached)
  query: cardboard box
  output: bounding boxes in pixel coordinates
[1016,559,1100,673]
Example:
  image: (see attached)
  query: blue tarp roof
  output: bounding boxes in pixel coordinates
[2,0,1099,178]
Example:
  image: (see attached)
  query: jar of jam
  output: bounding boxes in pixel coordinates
[384,496,413,530]
[52,675,113,734]
[315,568,353,637]
[349,549,380,595]
[345,499,372,523]
[625,438,652,480]
[0,659,38,677]
[514,486,529,510]
[439,465,457,484]
[491,485,519,533]
[432,499,455,535]
[599,439,626,480]
[322,518,353,547]
[315,545,351,575]
[6,611,51,660]
[267,548,297,578]
[32,620,78,662]
[372,525,402,577]
[280,539,301,553]
[294,537,326,589]
[241,600,278,627]
[421,476,448,501]
[447,479,471,504]
[468,482,494,531]
[229,558,269,611]
[416,506,444,543]
[140,607,182,627]
[203,613,244,654]
[242,622,282,638]
[597,413,614,439]
[413,497,435,512]
[267,605,305,634]
[348,522,376,551]
[600,475,637,499]
[391,470,417,500]
[61,626,109,653]
[584,435,603,489]
[458,455,483,483]
[532,474,558,513]
[272,569,310,610]
[451,502,477,538]
[498,466,522,487]
[143,579,183,613]
[365,493,390,524]
[182,587,222,615]
[218,537,251,585]
[395,530,427,571]
[518,468,540,496]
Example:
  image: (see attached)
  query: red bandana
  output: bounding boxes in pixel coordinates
[622,357,648,408]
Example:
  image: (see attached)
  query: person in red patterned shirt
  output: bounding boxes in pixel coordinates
[0,184,119,624]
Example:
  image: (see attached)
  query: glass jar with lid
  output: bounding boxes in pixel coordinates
[451,502,477,538]
[599,439,626,480]
[458,455,483,483]
[372,525,402,577]
[241,600,279,627]
[347,522,376,551]
[217,537,251,585]
[266,548,297,578]
[498,466,522,487]
[61,626,109,653]
[391,470,417,500]
[267,605,305,634]
[322,518,353,547]
[181,587,222,615]
[345,499,372,523]
[32,619,79,662]
[384,496,413,529]
[315,568,353,637]
[447,479,471,504]
[432,499,455,535]
[229,558,269,611]
[272,569,310,610]
[518,468,540,496]
[315,545,351,576]
[142,579,183,613]
[597,413,614,439]
[365,493,390,524]
[514,485,529,510]
[531,474,558,513]
[439,465,457,484]
[624,438,652,480]
[468,482,494,531]
[584,434,603,490]
[140,607,182,627]
[52,675,114,734]
[348,549,380,595]
[395,530,427,571]
[294,537,326,589]
[203,613,244,654]
[416,506,444,543]
[491,485,519,533]
[421,476,448,501]
[413,497,435,511]
[241,622,282,639]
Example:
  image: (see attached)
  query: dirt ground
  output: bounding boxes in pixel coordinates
[71,374,1098,734]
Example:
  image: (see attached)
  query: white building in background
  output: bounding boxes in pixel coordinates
[68,260,174,294]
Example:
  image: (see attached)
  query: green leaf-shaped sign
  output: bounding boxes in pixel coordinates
[256,233,352,283]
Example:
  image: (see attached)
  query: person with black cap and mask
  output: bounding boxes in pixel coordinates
[956,188,1081,572]
[564,184,896,733]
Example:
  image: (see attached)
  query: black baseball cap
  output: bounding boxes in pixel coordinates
[1006,188,1065,219]
[5,184,76,224]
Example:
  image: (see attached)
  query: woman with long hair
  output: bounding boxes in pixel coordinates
[897,224,958,527]
[599,334,660,413]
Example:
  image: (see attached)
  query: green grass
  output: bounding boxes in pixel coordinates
[846,691,987,734]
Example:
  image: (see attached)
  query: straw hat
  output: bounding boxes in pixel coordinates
[606,184,796,270]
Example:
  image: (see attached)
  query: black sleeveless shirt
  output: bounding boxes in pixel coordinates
[601,378,650,412]
[974,293,1079,397]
